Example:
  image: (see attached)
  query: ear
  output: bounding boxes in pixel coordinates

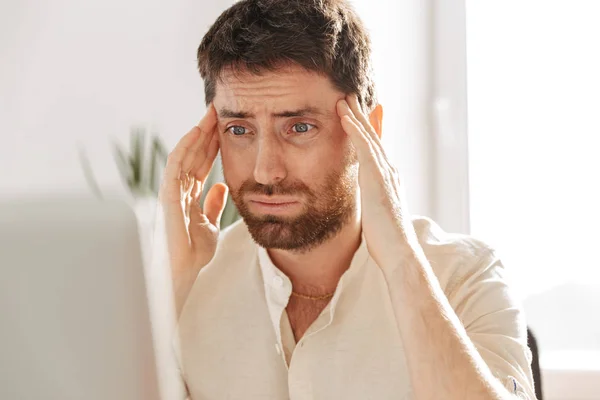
[369,104,383,139]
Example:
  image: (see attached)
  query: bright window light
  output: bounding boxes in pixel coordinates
[466,1,600,298]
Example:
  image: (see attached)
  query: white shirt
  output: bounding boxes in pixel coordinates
[174,216,536,399]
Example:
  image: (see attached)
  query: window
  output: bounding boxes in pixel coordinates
[466,0,600,297]
[465,2,600,397]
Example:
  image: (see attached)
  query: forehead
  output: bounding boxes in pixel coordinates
[213,65,344,115]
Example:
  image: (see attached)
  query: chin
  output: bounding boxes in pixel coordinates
[244,219,298,249]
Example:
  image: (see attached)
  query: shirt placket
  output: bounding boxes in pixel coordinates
[287,283,343,400]
[265,273,292,367]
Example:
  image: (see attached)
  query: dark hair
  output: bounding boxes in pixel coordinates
[197,0,376,110]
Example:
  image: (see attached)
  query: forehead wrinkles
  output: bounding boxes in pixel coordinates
[213,66,343,120]
[219,75,306,101]
[217,64,326,98]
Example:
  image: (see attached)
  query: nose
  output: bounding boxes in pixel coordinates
[253,133,287,186]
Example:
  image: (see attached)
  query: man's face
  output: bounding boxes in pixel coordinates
[213,64,358,251]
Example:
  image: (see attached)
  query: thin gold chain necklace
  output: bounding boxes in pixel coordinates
[291,290,335,301]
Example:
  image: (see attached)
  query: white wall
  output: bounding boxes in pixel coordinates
[0,0,232,198]
[352,0,435,219]
[464,3,600,397]
[2,4,233,396]
[1,0,435,218]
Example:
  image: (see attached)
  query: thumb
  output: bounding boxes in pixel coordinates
[203,183,229,228]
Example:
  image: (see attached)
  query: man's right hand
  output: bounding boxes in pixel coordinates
[158,104,228,317]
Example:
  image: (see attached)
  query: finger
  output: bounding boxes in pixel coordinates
[185,177,202,215]
[181,128,208,173]
[339,109,379,167]
[182,104,218,173]
[203,183,229,228]
[191,176,203,201]
[193,132,220,182]
[198,103,218,131]
[190,128,218,180]
[337,99,373,148]
[338,98,388,169]
[161,128,201,204]
[346,95,394,167]
[186,178,208,228]
[337,98,375,143]
[161,176,194,271]
[347,94,380,143]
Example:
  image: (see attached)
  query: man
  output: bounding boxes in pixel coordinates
[158,0,536,398]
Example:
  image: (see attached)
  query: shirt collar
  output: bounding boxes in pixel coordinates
[257,245,292,349]
[257,233,370,318]
[327,233,369,319]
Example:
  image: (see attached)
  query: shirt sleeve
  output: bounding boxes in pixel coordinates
[447,249,537,399]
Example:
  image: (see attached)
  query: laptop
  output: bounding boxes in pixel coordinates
[0,197,162,400]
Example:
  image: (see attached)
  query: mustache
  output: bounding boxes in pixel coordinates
[237,179,313,197]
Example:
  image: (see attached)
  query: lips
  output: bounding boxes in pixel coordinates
[246,196,298,205]
[246,196,301,214]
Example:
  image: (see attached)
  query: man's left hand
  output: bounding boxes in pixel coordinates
[336,95,420,270]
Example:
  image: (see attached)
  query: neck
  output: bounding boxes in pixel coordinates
[267,211,362,295]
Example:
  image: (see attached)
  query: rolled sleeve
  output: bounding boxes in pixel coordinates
[448,250,537,399]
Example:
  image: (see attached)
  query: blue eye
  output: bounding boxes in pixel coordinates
[292,123,315,134]
[228,126,247,136]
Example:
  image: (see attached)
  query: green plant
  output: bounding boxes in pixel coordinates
[79,125,240,229]
[112,126,168,198]
[79,125,167,199]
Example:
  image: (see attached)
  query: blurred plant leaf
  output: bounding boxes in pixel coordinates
[150,136,168,194]
[113,141,133,191]
[81,123,239,224]
[130,127,144,187]
[77,146,103,199]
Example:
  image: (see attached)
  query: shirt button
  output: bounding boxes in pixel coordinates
[272,275,284,287]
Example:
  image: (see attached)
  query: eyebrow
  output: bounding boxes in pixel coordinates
[218,107,325,119]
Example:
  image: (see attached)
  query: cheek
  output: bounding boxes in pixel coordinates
[220,140,255,186]
[318,126,352,164]
[293,134,349,182]
[333,126,358,167]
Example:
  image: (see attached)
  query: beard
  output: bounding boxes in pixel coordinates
[227,157,358,252]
